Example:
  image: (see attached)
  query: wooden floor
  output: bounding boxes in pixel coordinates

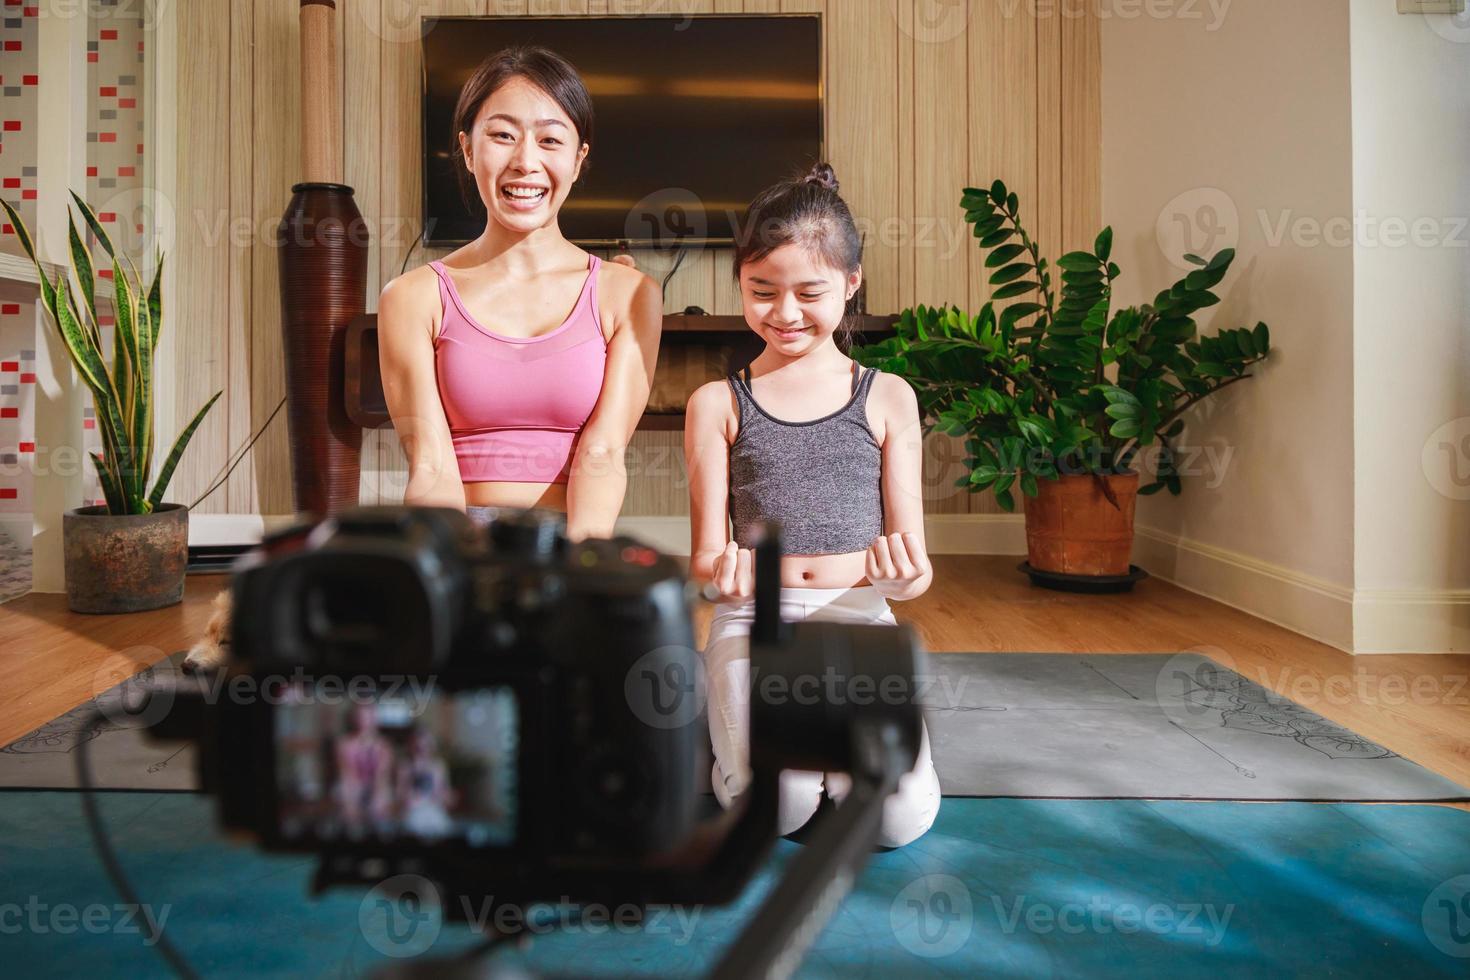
[3,556,1467,799]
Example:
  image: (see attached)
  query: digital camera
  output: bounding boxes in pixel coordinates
[199,506,702,883]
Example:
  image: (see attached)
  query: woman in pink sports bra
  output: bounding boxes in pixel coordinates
[377,46,661,538]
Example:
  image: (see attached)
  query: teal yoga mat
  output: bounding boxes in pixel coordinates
[2,792,1467,977]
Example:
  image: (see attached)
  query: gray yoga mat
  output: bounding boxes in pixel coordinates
[1,651,1465,801]
[920,652,1469,801]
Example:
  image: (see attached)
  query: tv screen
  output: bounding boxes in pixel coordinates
[422,15,823,247]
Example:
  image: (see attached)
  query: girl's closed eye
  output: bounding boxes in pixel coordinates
[750,290,826,301]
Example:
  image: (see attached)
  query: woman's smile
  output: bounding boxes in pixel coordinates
[500,180,550,211]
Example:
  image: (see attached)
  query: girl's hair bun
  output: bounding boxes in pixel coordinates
[802,162,840,194]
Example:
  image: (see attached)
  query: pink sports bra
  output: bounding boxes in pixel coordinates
[430,254,609,485]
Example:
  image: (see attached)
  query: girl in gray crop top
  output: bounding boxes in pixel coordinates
[685,161,934,603]
[683,162,941,848]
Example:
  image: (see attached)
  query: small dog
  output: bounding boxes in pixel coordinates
[183,588,232,673]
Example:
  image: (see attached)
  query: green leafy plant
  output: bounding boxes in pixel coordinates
[852,179,1270,511]
[1,192,220,514]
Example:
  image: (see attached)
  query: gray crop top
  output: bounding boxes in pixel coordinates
[727,362,884,556]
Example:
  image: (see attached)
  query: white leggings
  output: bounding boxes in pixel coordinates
[703,585,942,848]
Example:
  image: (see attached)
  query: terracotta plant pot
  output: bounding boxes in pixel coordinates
[1022,471,1140,577]
[62,503,189,613]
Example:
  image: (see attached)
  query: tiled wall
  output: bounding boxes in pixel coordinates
[0,0,38,516]
[0,0,150,517]
[80,0,150,507]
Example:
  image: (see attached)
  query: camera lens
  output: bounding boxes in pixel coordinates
[488,509,566,563]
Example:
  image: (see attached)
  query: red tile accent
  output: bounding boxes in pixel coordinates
[101,86,117,97]
[19,373,34,383]
[0,362,16,371]
[100,29,118,41]
[98,269,113,280]
[87,52,97,63]
[82,417,95,428]
[0,489,17,500]
[136,143,144,155]
[119,98,135,109]
[1,304,18,315]
[20,189,34,200]
[24,5,36,15]
[2,121,20,132]
[2,41,20,53]
[1,225,12,236]
[99,212,116,222]
[18,442,34,453]
[1,178,16,188]
[118,166,134,177]
[23,75,37,86]
[86,166,97,177]
[1,409,18,420]
[99,132,116,143]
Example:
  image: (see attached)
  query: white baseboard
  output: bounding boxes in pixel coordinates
[1352,589,1470,655]
[187,514,300,546]
[1132,524,1355,653]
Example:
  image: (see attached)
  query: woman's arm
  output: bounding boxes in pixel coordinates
[685,380,753,596]
[564,266,662,541]
[379,270,466,510]
[868,374,933,601]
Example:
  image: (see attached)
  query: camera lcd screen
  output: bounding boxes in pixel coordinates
[274,687,518,847]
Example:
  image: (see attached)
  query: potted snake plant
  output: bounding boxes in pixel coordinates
[852,179,1271,589]
[2,192,220,612]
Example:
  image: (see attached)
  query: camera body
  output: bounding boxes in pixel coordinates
[208,506,702,880]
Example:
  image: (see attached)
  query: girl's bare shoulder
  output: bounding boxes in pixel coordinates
[687,377,740,441]
[863,369,920,444]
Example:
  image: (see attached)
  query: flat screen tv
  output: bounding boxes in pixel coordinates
[422,14,823,248]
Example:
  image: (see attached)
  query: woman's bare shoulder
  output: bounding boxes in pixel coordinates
[378,263,441,342]
[596,256,662,319]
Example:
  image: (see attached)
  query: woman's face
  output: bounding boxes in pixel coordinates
[460,76,588,236]
[739,243,862,356]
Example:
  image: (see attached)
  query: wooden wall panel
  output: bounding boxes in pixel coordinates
[172,0,1100,520]
[967,2,1036,314]
[225,0,257,513]
[173,0,231,513]
[1035,6,1064,275]
[346,0,384,505]
[826,0,897,314]
[1061,4,1102,254]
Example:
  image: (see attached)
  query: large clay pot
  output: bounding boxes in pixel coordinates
[1022,471,1139,576]
[62,503,189,613]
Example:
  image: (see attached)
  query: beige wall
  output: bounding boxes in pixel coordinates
[1103,0,1469,653]
[1349,0,1470,653]
[168,0,1102,519]
[1101,1,1358,648]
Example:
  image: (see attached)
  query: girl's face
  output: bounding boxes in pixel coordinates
[739,243,862,356]
[459,76,588,236]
